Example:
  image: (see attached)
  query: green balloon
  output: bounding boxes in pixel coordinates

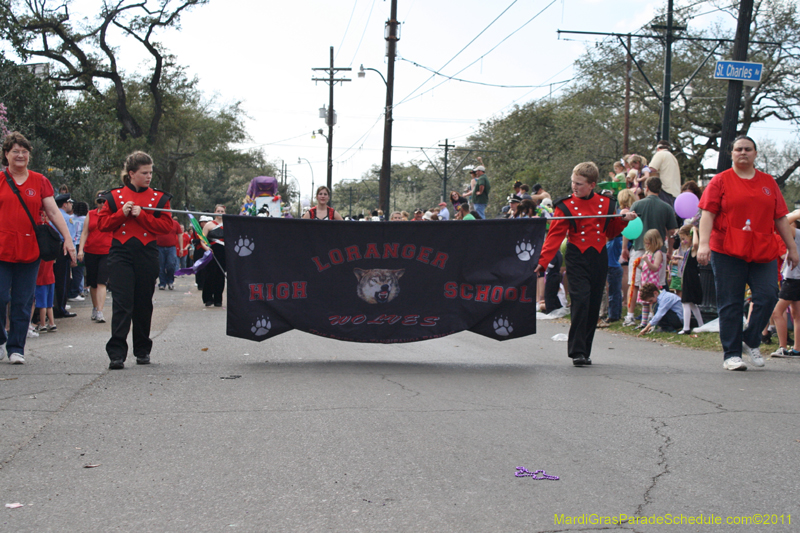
[560,238,568,256]
[622,216,643,240]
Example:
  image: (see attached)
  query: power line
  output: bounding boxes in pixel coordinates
[332,112,385,164]
[348,0,378,67]
[335,0,360,62]
[396,0,521,106]
[245,131,313,149]
[399,57,573,88]
[396,0,559,108]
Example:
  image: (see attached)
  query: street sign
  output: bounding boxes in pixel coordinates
[713,60,763,86]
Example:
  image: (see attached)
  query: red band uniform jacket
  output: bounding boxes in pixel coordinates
[96,184,174,243]
[538,192,627,270]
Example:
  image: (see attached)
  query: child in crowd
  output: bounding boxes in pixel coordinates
[35,213,57,333]
[637,282,684,335]
[676,224,704,334]
[610,161,626,182]
[669,235,684,297]
[636,229,664,328]
[770,210,800,357]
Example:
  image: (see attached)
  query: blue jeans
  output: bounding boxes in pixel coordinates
[158,246,178,287]
[607,265,623,320]
[710,251,778,360]
[0,259,40,356]
[473,203,486,219]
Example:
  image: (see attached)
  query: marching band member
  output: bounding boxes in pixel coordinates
[97,152,174,369]
[535,162,637,366]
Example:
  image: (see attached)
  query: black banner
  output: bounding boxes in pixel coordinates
[224,216,546,344]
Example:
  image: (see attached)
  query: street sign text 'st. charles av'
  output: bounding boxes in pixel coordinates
[714,60,763,86]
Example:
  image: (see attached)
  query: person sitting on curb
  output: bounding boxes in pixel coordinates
[637,282,686,335]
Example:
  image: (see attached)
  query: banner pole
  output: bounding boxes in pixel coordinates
[141,206,632,222]
[141,207,228,279]
[141,206,218,217]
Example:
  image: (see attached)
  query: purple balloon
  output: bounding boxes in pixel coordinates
[674,192,699,219]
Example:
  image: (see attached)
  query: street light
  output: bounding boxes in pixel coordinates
[357,0,398,217]
[358,62,394,218]
[358,64,387,86]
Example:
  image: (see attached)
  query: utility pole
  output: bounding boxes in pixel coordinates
[716,0,754,172]
[652,0,684,143]
[378,0,398,217]
[624,34,631,155]
[439,139,455,201]
[312,47,351,191]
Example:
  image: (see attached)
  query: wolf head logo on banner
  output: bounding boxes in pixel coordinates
[354,268,405,304]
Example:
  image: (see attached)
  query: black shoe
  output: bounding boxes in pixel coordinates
[136,355,150,365]
[109,360,124,370]
[572,357,589,367]
[585,358,592,365]
[762,332,773,344]
[214,303,222,307]
[204,301,213,307]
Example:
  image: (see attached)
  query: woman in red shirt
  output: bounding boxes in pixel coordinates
[698,136,799,371]
[0,132,76,364]
[78,190,113,323]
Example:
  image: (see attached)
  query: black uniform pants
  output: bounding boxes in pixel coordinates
[202,243,226,306]
[53,253,70,316]
[106,241,159,361]
[565,244,608,360]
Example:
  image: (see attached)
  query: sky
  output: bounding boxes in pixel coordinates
[14,0,795,205]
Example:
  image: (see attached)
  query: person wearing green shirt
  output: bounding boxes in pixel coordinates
[465,165,490,219]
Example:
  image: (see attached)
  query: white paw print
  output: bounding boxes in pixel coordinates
[235,236,255,257]
[493,316,513,336]
[516,240,533,261]
[251,316,271,336]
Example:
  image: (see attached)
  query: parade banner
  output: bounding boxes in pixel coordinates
[224,216,546,344]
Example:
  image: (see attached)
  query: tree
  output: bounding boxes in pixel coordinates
[0,53,95,175]
[567,0,800,182]
[0,0,208,144]
[465,0,800,207]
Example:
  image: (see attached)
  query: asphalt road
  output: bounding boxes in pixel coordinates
[1,276,798,532]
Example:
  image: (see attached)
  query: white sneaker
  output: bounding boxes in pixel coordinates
[742,343,765,367]
[723,356,747,371]
[9,353,25,364]
[0,344,5,361]
[91,308,98,321]
[622,318,637,327]
[68,295,85,302]
[27,326,39,338]
[95,311,105,323]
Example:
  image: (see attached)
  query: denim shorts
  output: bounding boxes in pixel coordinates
[35,283,55,309]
